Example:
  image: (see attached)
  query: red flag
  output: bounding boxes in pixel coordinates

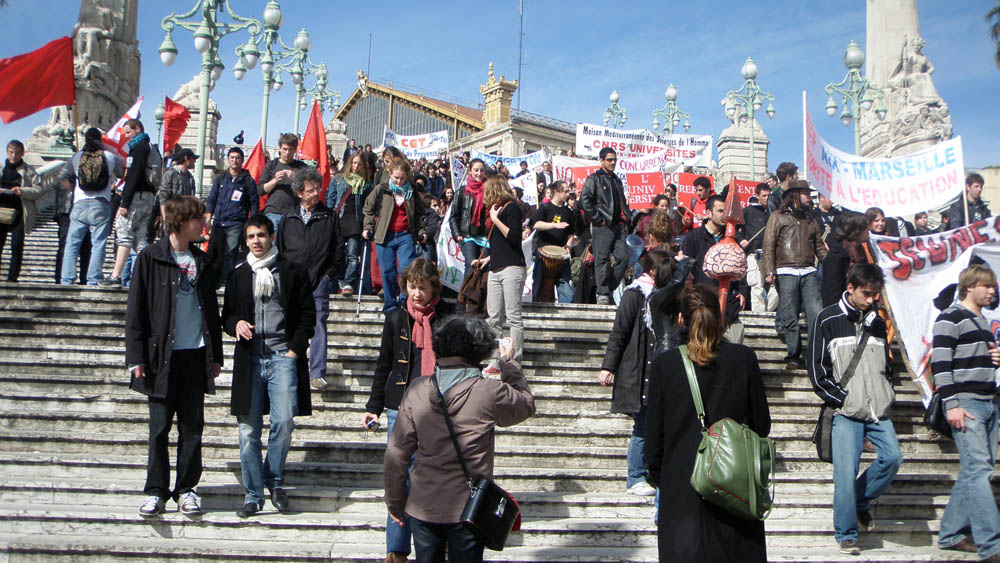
[103,97,143,159]
[162,96,191,154]
[299,100,330,201]
[0,37,75,124]
[244,139,267,210]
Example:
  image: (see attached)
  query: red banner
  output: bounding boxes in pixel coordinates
[245,139,267,210]
[299,100,330,200]
[0,37,75,124]
[625,172,665,209]
[162,96,191,154]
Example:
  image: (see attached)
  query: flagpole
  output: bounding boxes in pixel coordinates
[801,90,807,183]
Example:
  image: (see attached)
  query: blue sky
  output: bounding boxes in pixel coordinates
[1,1,997,170]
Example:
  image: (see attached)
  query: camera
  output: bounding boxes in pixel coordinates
[366,418,380,430]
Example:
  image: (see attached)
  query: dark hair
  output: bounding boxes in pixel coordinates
[432,315,496,365]
[345,151,371,180]
[83,127,103,151]
[865,207,885,230]
[400,258,442,297]
[228,146,245,158]
[278,133,298,148]
[162,195,205,235]
[124,118,143,132]
[705,194,726,212]
[6,139,24,151]
[967,173,985,187]
[598,147,617,161]
[776,162,798,182]
[914,211,928,220]
[754,182,770,196]
[294,167,324,192]
[638,248,673,287]
[693,176,712,190]
[652,194,669,207]
[846,263,885,291]
[833,211,869,242]
[245,213,275,237]
[382,146,405,162]
[550,180,567,194]
[682,284,724,367]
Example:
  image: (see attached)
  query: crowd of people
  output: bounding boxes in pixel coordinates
[4,123,1000,561]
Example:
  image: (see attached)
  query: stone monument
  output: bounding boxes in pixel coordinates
[26,0,140,163]
[716,98,769,182]
[325,117,348,169]
[172,75,222,188]
[860,0,953,157]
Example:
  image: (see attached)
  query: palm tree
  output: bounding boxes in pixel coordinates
[990,1,1000,68]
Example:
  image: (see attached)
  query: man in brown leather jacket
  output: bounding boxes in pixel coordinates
[760,179,827,369]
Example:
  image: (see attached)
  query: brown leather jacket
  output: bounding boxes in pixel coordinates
[362,181,427,245]
[383,357,535,524]
[760,208,827,277]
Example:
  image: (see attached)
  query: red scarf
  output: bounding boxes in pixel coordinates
[465,176,486,227]
[407,295,440,376]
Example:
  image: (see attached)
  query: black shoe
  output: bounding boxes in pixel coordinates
[785,360,800,371]
[98,276,122,287]
[856,509,874,532]
[270,488,289,512]
[838,539,860,555]
[236,501,262,518]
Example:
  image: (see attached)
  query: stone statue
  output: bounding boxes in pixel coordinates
[888,36,940,105]
[881,34,953,153]
[357,70,369,98]
[173,75,219,112]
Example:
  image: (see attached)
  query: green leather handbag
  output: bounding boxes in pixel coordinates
[680,345,775,521]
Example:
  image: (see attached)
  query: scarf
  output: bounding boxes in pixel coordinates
[465,176,486,226]
[127,132,150,151]
[407,295,440,377]
[1,160,23,189]
[246,246,278,298]
[389,180,412,201]
[344,172,365,193]
[624,272,656,332]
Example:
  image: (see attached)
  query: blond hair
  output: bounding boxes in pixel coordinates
[958,264,997,299]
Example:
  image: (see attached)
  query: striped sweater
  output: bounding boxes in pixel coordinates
[930,304,997,409]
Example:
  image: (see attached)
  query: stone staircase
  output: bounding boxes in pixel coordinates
[0,216,986,562]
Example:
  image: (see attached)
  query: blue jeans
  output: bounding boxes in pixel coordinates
[121,250,136,287]
[375,231,419,311]
[627,406,647,488]
[385,408,412,555]
[237,352,299,505]
[939,398,1000,558]
[831,415,903,542]
[411,518,483,562]
[532,251,573,303]
[461,240,487,282]
[60,198,111,285]
[309,276,330,380]
[342,235,363,292]
[265,212,284,236]
[775,272,822,360]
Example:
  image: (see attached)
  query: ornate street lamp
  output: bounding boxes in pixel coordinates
[602,90,627,128]
[283,29,329,135]
[724,57,775,181]
[307,64,342,117]
[159,0,262,196]
[651,83,691,134]
[154,102,166,150]
[824,40,887,154]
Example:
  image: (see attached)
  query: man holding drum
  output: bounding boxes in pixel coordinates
[531,180,576,303]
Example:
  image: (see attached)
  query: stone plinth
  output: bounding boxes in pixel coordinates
[717,119,770,182]
[172,76,221,190]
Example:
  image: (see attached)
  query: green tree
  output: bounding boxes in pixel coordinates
[990,1,1000,68]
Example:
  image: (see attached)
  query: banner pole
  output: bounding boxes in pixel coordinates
[963,184,970,227]
[801,90,807,182]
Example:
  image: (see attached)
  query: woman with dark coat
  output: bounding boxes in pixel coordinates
[448,158,490,281]
[598,248,690,496]
[327,151,373,297]
[646,284,771,562]
[820,211,870,307]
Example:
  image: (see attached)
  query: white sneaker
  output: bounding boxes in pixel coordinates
[627,482,656,497]
[138,495,165,517]
[179,491,201,515]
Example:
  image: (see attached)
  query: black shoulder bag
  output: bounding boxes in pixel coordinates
[811,329,871,462]
[432,374,520,551]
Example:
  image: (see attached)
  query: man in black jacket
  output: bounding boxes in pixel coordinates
[125,195,223,518]
[580,147,630,305]
[277,168,339,390]
[205,146,259,287]
[103,119,157,286]
[947,173,991,229]
[223,214,315,518]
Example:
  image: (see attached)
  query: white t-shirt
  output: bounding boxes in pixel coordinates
[66,150,122,203]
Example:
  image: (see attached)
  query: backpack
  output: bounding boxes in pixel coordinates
[78,150,110,194]
[145,144,163,188]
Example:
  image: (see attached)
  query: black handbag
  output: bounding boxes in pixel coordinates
[924,390,953,439]
[811,330,870,462]
[432,374,520,551]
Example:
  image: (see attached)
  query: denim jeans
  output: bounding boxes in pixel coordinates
[237,351,299,504]
[532,251,572,303]
[626,405,647,488]
[265,212,284,238]
[342,235,363,292]
[939,398,1000,558]
[831,414,903,542]
[61,198,111,285]
[309,276,330,380]
[775,272,822,360]
[461,240,487,282]
[411,518,483,562]
[375,231,420,311]
[121,250,136,287]
[55,212,90,284]
[486,265,526,363]
[385,408,412,555]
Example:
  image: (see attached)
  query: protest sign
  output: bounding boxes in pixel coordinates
[471,149,549,173]
[803,96,964,216]
[553,155,678,208]
[870,219,1000,403]
[509,173,539,206]
[627,173,666,210]
[383,126,449,160]
[574,123,712,167]
[450,155,466,190]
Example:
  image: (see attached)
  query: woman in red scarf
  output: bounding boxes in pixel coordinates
[362,258,455,562]
[448,159,490,281]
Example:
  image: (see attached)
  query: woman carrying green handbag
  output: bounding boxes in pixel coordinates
[645,284,772,562]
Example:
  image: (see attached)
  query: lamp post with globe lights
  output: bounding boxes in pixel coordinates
[154,102,166,150]
[602,90,627,128]
[824,40,887,154]
[724,57,775,181]
[158,0,262,195]
[282,29,328,136]
[651,83,691,134]
[305,64,342,119]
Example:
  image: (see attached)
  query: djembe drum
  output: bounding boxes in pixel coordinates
[538,245,570,303]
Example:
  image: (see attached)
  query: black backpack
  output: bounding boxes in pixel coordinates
[78,150,110,193]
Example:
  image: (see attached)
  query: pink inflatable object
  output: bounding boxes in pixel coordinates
[703,238,747,280]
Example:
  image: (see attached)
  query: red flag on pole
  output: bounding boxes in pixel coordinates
[299,100,330,201]
[162,96,191,154]
[103,97,143,159]
[0,37,75,124]
[245,138,267,210]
